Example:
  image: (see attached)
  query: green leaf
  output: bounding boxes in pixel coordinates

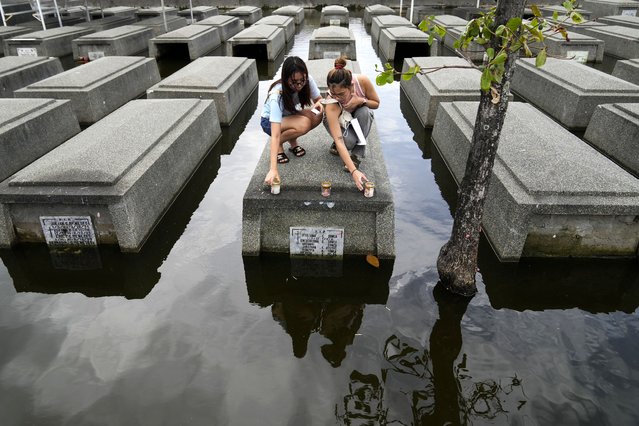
[506,17,522,33]
[492,52,507,64]
[486,47,495,60]
[385,71,394,85]
[402,72,414,81]
[476,37,487,45]
[428,33,434,46]
[453,39,461,49]
[376,73,387,86]
[570,11,584,23]
[481,68,492,91]
[552,11,559,20]
[418,20,429,32]
[535,48,547,67]
[435,25,446,38]
[495,25,506,36]
[531,4,542,17]
[562,1,574,12]
[509,41,522,52]
[384,62,393,70]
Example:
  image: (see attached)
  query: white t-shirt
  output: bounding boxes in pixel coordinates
[261,76,321,123]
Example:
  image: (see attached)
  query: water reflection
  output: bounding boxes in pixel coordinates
[243,254,392,366]
[337,283,526,425]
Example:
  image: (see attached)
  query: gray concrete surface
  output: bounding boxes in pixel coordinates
[149,25,221,60]
[226,6,262,26]
[136,7,178,20]
[320,5,349,27]
[598,15,639,29]
[227,25,286,60]
[540,31,604,63]
[306,59,361,92]
[581,0,639,18]
[91,6,138,18]
[371,15,413,46]
[254,15,295,42]
[272,6,304,25]
[0,99,222,252]
[15,56,161,125]
[178,6,219,22]
[72,25,155,59]
[77,15,138,32]
[540,5,593,20]
[0,56,63,98]
[584,103,639,176]
[4,26,93,58]
[364,5,394,25]
[511,57,639,129]
[242,122,395,258]
[309,26,357,60]
[431,101,639,260]
[132,15,187,37]
[147,56,258,126]
[612,58,639,86]
[197,15,242,41]
[443,25,484,61]
[378,26,431,63]
[0,98,80,181]
[0,26,31,56]
[575,25,639,59]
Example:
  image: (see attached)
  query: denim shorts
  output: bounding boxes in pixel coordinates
[260,116,271,136]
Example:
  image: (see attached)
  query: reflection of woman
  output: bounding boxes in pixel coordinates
[323,56,380,190]
[261,56,324,186]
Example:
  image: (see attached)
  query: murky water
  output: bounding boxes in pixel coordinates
[1,9,638,426]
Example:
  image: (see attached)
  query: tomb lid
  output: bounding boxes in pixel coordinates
[232,25,281,39]
[313,26,352,38]
[0,98,61,127]
[323,5,348,13]
[374,15,412,25]
[76,25,151,39]
[585,24,639,37]
[410,57,480,92]
[273,6,303,13]
[385,26,429,38]
[432,14,469,27]
[198,15,237,25]
[546,31,601,41]
[155,24,215,39]
[255,16,293,25]
[149,57,250,90]
[0,56,56,75]
[366,5,395,13]
[615,102,639,118]
[11,26,91,40]
[229,6,260,13]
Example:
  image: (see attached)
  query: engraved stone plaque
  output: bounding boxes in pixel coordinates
[40,216,98,247]
[17,47,38,57]
[621,9,637,16]
[290,227,344,258]
[568,50,589,63]
[88,51,105,60]
[323,50,341,59]
[329,19,341,26]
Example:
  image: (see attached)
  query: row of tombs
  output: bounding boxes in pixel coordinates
[0,3,638,262]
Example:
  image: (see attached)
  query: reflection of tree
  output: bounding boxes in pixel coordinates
[271,294,364,367]
[336,283,526,425]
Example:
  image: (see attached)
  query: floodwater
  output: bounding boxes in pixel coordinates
[1,9,638,426]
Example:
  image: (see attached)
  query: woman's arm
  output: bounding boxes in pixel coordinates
[358,75,380,109]
[264,122,281,185]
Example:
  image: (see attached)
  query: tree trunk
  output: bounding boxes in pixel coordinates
[437,0,527,296]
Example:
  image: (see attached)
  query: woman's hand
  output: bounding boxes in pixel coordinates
[264,169,279,186]
[313,100,324,113]
[343,95,365,113]
[351,169,368,191]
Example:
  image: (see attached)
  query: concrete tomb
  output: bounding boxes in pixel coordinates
[431,14,469,28]
[378,26,431,64]
[272,6,305,25]
[612,58,639,86]
[147,56,258,126]
[135,7,178,20]
[430,15,468,55]
[598,15,639,29]
[451,6,489,20]
[432,101,639,260]
[132,16,188,37]
[197,15,242,42]
[320,5,349,27]
[149,25,221,61]
[15,56,161,125]
[4,26,93,58]
[0,56,63,98]
[308,26,357,60]
[540,5,593,20]
[364,5,395,26]
[539,31,604,63]
[71,25,154,60]
[76,15,138,32]
[442,25,485,61]
[511,58,639,129]
[178,6,219,22]
[584,103,639,176]
[0,98,80,182]
[371,15,413,46]
[581,0,638,19]
[227,25,286,61]
[226,6,262,26]
[575,25,639,59]
[400,56,511,127]
[242,123,395,259]
[0,99,222,252]
[91,7,138,18]
[0,26,31,56]
[306,59,361,93]
[254,15,295,42]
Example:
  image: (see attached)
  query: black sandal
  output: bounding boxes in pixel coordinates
[277,152,289,164]
[288,145,306,157]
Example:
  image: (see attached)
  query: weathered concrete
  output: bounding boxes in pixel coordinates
[0,98,80,182]
[178,6,219,22]
[378,26,431,63]
[0,26,31,56]
[0,99,222,252]
[584,103,639,176]
[149,25,221,60]
[364,5,394,26]
[442,25,484,61]
[511,57,639,129]
[132,15,188,37]
[612,58,639,86]
[309,26,357,60]
[254,15,295,42]
[430,14,468,55]
[272,6,304,25]
[4,26,93,58]
[72,25,155,59]
[320,5,349,27]
[598,14,639,29]
[581,0,639,19]
[135,7,178,19]
[0,56,63,98]
[197,15,242,41]
[370,15,413,46]
[306,59,361,92]
[540,5,593,20]
[147,56,258,126]
[575,25,639,59]
[400,56,510,127]
[91,6,138,18]
[227,25,286,61]
[431,101,639,260]
[15,56,161,125]
[539,31,604,63]
[226,6,262,26]
[451,6,490,20]
[76,15,138,32]
[242,123,395,258]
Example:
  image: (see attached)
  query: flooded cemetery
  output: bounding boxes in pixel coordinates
[0,2,639,424]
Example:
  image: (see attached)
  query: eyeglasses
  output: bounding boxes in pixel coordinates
[288,77,307,87]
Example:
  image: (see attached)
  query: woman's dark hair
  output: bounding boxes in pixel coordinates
[327,56,352,89]
[268,56,312,113]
